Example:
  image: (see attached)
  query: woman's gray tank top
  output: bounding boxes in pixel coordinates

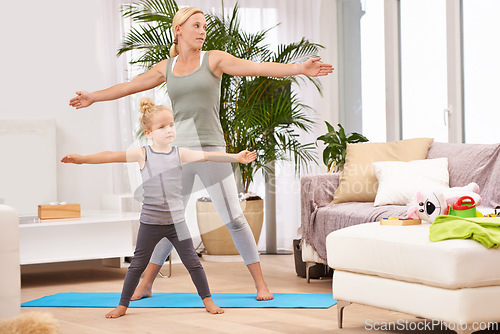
[166,51,225,147]
[140,146,184,225]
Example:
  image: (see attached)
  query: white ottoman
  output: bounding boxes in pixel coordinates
[0,205,20,319]
[326,222,500,334]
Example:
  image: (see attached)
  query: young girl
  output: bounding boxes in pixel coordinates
[61,97,256,318]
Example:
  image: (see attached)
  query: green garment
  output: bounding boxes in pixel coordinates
[430,216,500,248]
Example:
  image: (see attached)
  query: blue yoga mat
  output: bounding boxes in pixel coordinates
[22,292,336,309]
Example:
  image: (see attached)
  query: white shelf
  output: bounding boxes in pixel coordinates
[19,210,139,265]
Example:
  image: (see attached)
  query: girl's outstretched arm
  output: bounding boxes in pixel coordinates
[61,151,127,164]
[61,147,145,165]
[210,50,334,78]
[179,148,256,165]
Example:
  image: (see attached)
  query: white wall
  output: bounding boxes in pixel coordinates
[0,0,121,214]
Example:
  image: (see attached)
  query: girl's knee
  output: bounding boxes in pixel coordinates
[185,260,204,273]
[128,261,149,273]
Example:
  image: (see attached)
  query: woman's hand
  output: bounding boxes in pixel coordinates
[61,154,84,164]
[69,91,94,109]
[237,150,257,164]
[301,57,334,77]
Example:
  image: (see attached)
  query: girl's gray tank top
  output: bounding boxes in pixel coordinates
[166,51,225,147]
[140,145,184,225]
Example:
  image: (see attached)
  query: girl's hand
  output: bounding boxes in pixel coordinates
[237,150,257,164]
[301,57,334,77]
[69,91,94,109]
[61,154,84,164]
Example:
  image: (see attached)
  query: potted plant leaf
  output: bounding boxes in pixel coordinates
[316,121,369,173]
[119,0,323,255]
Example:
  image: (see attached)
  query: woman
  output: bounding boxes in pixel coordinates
[70,7,334,301]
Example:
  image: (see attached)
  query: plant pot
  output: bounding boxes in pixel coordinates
[196,198,264,255]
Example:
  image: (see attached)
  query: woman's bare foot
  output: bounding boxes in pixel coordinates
[105,305,127,319]
[202,297,224,314]
[131,282,152,301]
[256,286,274,301]
[247,262,274,301]
[131,263,161,300]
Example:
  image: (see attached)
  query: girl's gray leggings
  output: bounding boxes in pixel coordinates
[119,221,210,307]
[149,146,260,266]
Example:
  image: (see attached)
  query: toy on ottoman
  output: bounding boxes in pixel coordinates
[407,182,481,223]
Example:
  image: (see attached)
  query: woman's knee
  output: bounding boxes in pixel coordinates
[224,213,248,231]
[150,238,173,265]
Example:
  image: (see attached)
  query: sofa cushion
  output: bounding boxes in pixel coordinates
[427,142,500,208]
[331,138,434,204]
[372,157,449,206]
[327,222,500,289]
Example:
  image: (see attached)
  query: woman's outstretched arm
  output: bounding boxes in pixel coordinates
[210,50,334,78]
[69,60,168,109]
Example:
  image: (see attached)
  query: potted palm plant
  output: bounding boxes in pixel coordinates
[119,0,323,255]
[316,122,369,173]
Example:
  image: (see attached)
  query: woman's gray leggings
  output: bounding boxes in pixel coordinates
[149,146,260,266]
[119,221,210,307]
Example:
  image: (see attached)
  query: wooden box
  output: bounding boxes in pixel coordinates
[380,217,421,226]
[38,203,81,220]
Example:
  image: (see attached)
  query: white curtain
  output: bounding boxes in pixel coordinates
[105,0,336,251]
[101,0,140,195]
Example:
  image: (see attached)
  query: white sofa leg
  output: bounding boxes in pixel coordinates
[337,300,351,328]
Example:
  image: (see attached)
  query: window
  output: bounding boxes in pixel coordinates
[361,0,499,144]
[400,0,448,141]
[463,0,500,144]
[360,0,386,142]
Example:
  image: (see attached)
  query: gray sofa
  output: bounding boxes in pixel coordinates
[300,142,500,262]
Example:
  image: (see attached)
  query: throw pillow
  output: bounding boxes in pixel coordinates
[331,137,434,204]
[372,157,449,206]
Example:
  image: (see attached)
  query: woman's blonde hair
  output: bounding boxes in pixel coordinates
[139,97,173,131]
[169,7,205,58]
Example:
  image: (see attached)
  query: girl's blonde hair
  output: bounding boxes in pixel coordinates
[139,97,173,131]
[169,7,205,58]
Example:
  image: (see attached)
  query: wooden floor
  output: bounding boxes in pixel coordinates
[19,254,486,334]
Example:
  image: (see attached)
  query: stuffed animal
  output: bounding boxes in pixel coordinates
[407,182,481,223]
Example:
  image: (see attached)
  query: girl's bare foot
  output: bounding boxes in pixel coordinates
[256,286,274,301]
[105,305,127,319]
[131,283,152,301]
[202,297,224,314]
